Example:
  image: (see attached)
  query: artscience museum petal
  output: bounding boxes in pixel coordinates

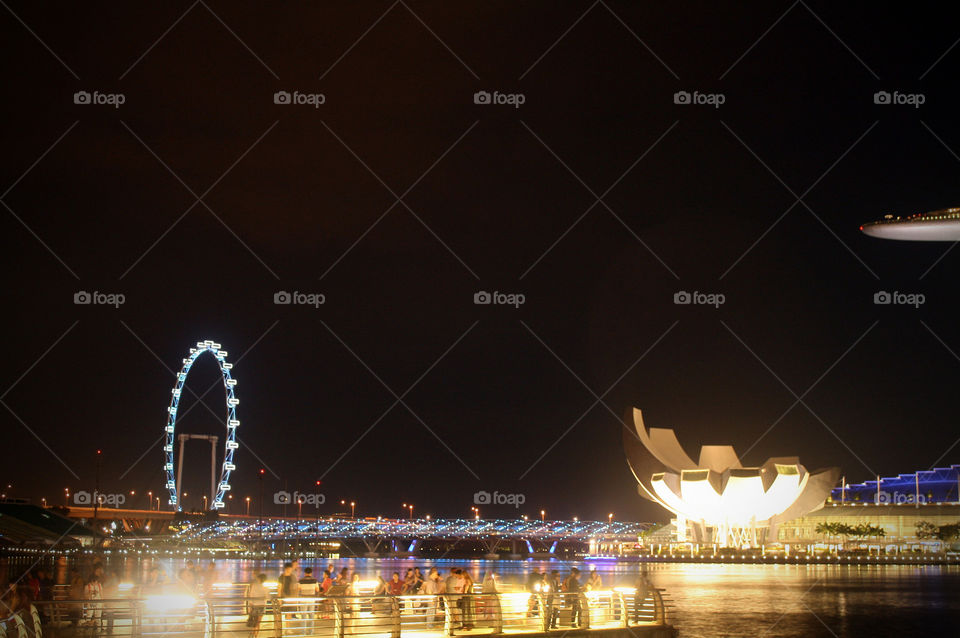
[624,408,840,548]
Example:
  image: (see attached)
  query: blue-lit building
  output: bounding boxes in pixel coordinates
[830,465,960,505]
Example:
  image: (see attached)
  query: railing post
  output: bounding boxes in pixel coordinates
[390,596,400,638]
[616,592,628,628]
[579,593,589,630]
[652,589,665,625]
[537,594,548,632]
[272,597,283,638]
[441,595,452,636]
[203,599,215,638]
[490,594,503,635]
[333,599,344,638]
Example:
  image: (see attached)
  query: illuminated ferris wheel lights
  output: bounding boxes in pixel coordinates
[227,398,239,406]
[165,425,174,433]
[218,350,228,357]
[163,444,173,452]
[222,362,233,370]
[182,358,192,365]
[226,441,239,450]
[223,462,236,471]
[165,463,173,471]
[227,419,239,428]
[218,482,231,491]
[226,379,237,387]
[166,481,176,489]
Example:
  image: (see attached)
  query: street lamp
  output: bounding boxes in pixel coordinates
[540,510,546,522]
[148,491,153,511]
[245,496,251,516]
[41,498,47,508]
[155,496,160,511]
[608,513,613,523]
[351,501,356,518]
[64,488,70,507]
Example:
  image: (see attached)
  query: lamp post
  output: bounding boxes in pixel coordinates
[64,488,70,507]
[245,496,251,516]
[148,491,153,511]
[540,509,545,522]
[155,496,160,511]
[258,469,265,540]
[608,513,613,523]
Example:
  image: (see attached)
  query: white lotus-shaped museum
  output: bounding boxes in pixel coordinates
[624,408,840,547]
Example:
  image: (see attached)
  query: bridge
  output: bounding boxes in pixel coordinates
[65,508,652,555]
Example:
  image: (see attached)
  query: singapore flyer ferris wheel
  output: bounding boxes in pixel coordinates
[163,339,239,511]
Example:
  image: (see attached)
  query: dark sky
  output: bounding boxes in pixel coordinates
[2,1,959,523]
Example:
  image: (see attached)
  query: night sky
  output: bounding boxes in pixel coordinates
[2,1,959,523]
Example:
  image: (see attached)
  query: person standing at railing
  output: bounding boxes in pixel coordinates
[1,586,28,638]
[631,572,652,625]
[461,569,475,630]
[320,570,333,594]
[421,570,440,629]
[525,569,544,619]
[562,568,582,628]
[545,570,561,629]
[585,570,602,591]
[245,574,269,637]
[81,568,103,629]
[444,569,463,629]
[279,563,297,598]
[388,573,403,596]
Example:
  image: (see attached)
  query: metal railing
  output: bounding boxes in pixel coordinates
[30,589,667,638]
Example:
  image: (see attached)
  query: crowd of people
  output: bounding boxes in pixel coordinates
[2,559,654,637]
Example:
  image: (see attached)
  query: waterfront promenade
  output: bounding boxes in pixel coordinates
[30,587,674,638]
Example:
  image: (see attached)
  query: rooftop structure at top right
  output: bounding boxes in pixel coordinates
[861,207,960,240]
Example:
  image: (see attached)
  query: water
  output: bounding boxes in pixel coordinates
[22,556,960,637]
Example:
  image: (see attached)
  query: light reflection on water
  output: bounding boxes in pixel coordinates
[44,556,960,637]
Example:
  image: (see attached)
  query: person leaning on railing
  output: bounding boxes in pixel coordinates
[245,574,269,637]
[632,572,652,624]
